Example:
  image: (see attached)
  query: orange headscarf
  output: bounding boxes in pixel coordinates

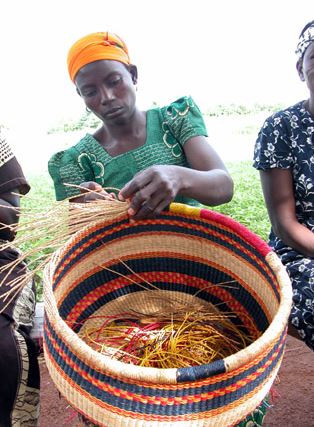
[67,31,131,82]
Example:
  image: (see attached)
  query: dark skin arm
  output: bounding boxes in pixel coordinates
[260,168,314,257]
[260,168,313,341]
[119,136,234,219]
[0,190,20,241]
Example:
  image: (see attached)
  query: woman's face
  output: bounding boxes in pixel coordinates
[299,42,314,94]
[75,60,138,124]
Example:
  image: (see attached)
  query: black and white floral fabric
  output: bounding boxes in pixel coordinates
[254,101,314,350]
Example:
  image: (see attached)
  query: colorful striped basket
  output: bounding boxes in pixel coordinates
[43,203,292,427]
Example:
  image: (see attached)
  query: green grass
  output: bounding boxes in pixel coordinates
[211,161,270,241]
[22,174,55,210]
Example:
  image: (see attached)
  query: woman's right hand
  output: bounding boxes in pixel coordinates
[70,181,116,203]
[260,169,314,257]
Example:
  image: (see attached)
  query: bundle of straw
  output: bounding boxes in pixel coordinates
[0,186,129,312]
[77,304,253,368]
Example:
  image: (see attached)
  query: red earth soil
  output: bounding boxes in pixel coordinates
[39,335,314,427]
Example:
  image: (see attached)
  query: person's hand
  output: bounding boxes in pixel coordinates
[71,181,116,203]
[118,165,180,220]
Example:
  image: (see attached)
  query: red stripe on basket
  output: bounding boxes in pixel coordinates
[62,269,260,338]
[56,232,276,310]
[199,209,271,258]
[43,335,284,424]
[168,204,271,258]
[54,221,131,282]
[146,219,278,296]
[55,216,275,290]
[60,248,271,335]
[44,324,284,407]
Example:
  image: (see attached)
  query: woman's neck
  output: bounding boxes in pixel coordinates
[105,108,146,137]
[94,108,147,155]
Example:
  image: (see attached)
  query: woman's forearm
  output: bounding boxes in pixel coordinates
[273,218,314,257]
[176,167,234,206]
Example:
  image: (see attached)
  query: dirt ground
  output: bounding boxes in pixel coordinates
[39,335,313,427]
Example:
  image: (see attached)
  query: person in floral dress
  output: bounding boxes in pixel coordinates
[254,20,314,351]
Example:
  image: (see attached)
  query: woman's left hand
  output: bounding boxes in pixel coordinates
[119,165,180,220]
[71,181,116,203]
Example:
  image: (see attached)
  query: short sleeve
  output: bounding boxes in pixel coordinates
[48,147,94,201]
[253,112,294,170]
[160,96,208,146]
[0,132,30,195]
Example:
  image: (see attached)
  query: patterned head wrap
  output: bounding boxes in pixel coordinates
[67,32,131,82]
[295,20,314,61]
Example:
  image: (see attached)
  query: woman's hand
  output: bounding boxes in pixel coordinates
[119,165,180,220]
[70,181,116,203]
[260,169,314,257]
[0,190,20,241]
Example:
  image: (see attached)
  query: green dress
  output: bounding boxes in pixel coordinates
[48,96,206,204]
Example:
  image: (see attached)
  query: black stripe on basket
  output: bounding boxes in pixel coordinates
[44,317,285,415]
[58,257,270,333]
[53,216,280,301]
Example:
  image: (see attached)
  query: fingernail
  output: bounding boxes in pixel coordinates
[128,208,135,216]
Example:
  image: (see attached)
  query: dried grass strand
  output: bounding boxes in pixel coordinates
[74,260,253,368]
[0,187,129,312]
[78,304,253,368]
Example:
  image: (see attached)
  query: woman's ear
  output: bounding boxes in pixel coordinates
[129,65,138,85]
[296,60,305,81]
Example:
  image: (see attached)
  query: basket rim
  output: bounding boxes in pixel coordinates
[43,204,292,384]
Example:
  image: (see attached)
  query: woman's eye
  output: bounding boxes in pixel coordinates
[81,88,97,97]
[108,77,122,87]
[84,90,96,97]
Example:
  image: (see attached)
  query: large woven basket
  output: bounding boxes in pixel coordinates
[43,203,292,427]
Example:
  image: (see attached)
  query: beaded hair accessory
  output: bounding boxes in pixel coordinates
[0,128,14,168]
[295,21,314,61]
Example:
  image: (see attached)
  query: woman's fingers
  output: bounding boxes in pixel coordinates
[79,181,104,193]
[71,182,116,203]
[119,170,154,201]
[129,185,173,220]
[119,166,178,219]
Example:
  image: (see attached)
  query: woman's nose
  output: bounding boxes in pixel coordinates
[100,86,114,104]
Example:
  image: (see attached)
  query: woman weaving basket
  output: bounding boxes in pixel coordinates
[48,31,233,216]
[48,31,269,426]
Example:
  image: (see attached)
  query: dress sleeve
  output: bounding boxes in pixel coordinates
[253,112,293,170]
[160,96,208,147]
[48,147,94,201]
[0,135,30,195]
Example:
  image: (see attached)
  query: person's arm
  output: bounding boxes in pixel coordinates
[119,136,233,219]
[180,136,233,205]
[260,168,314,257]
[0,190,20,241]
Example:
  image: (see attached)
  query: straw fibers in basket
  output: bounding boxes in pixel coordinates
[43,203,292,427]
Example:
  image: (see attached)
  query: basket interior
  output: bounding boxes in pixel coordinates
[51,212,281,346]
